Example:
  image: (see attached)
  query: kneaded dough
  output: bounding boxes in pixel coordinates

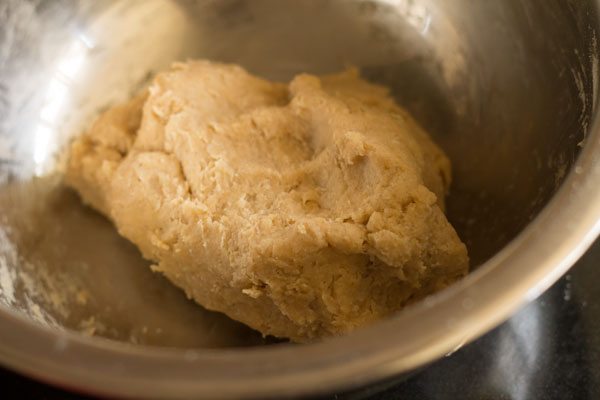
[66,60,468,342]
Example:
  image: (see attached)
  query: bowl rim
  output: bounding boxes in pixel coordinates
[0,112,598,399]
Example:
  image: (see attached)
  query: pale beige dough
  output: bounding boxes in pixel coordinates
[66,60,468,342]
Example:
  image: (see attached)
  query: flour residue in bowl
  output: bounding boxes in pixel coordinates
[0,176,267,347]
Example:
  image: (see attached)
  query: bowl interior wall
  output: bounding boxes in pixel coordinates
[0,0,595,347]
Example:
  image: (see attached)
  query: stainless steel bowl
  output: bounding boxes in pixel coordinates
[0,0,599,398]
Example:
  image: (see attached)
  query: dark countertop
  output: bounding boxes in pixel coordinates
[2,240,599,400]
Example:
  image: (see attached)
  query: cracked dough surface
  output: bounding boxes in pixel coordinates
[66,60,468,342]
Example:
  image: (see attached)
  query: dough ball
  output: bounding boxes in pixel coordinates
[66,60,468,342]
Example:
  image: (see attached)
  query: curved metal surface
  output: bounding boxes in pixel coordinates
[0,0,599,398]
